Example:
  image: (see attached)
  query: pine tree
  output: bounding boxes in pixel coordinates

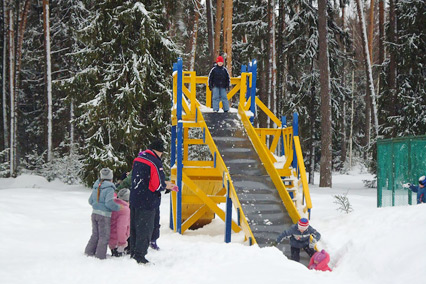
[65,0,177,185]
[383,0,425,136]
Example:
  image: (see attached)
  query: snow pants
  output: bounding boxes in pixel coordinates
[151,206,160,242]
[84,213,111,259]
[291,246,316,262]
[212,87,230,112]
[129,207,156,262]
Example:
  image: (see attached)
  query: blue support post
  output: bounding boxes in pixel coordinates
[246,62,252,101]
[250,59,257,124]
[280,116,287,157]
[177,121,183,233]
[170,126,176,230]
[237,208,241,226]
[170,62,178,230]
[214,152,217,168]
[176,58,183,234]
[292,113,299,175]
[225,179,232,243]
[177,58,183,121]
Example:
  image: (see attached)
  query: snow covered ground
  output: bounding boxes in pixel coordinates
[1,169,425,284]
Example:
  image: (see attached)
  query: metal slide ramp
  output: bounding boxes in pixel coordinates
[203,112,310,264]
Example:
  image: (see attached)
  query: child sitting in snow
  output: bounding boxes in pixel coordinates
[308,249,332,272]
[403,175,426,204]
[109,188,130,257]
[276,218,321,262]
[85,168,122,259]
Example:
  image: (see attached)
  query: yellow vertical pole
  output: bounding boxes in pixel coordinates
[240,73,247,106]
[184,127,189,161]
[190,71,196,115]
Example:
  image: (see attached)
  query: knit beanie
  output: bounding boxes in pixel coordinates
[149,139,165,152]
[118,188,130,202]
[216,56,224,63]
[419,175,426,186]
[298,218,309,231]
[100,168,113,180]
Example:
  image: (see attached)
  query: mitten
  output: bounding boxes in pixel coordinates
[403,183,411,189]
[170,185,179,192]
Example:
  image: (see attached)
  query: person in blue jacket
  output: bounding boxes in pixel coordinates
[85,168,122,259]
[208,56,231,113]
[276,218,321,262]
[404,175,426,204]
[129,139,178,264]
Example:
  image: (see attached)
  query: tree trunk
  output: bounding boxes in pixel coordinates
[206,0,215,63]
[388,0,397,120]
[349,69,355,171]
[214,0,222,58]
[15,0,30,90]
[43,0,53,162]
[8,0,16,176]
[223,0,232,76]
[189,0,201,71]
[2,0,8,151]
[277,0,285,117]
[70,99,75,156]
[378,0,384,99]
[368,0,375,63]
[340,0,347,167]
[356,0,379,141]
[309,84,316,184]
[318,0,332,188]
[268,0,276,133]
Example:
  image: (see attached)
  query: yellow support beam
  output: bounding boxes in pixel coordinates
[181,205,209,233]
[182,195,227,204]
[239,104,301,224]
[293,135,312,211]
[255,97,282,127]
[182,172,241,233]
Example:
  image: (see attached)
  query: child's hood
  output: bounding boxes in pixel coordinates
[114,198,129,207]
[93,179,115,190]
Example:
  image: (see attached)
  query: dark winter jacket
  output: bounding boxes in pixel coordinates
[408,184,426,204]
[116,170,132,192]
[208,65,230,90]
[276,224,321,249]
[129,150,167,210]
[88,180,121,217]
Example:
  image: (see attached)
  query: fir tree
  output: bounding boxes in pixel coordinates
[381,0,425,137]
[65,0,177,185]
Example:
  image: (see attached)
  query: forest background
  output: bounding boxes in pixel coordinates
[0,0,424,186]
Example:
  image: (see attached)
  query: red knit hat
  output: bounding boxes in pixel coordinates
[298,218,309,231]
[216,56,224,63]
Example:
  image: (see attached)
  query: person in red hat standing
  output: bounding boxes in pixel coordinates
[275,218,321,262]
[208,56,231,112]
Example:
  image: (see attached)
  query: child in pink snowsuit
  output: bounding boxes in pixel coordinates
[308,249,332,272]
[109,188,130,257]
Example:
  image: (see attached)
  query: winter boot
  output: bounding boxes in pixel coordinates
[150,241,160,251]
[111,248,123,257]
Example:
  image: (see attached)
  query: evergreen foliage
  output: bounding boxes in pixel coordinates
[381,0,425,137]
[63,0,176,185]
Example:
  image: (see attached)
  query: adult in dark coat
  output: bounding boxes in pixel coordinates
[208,56,231,112]
[129,139,178,264]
